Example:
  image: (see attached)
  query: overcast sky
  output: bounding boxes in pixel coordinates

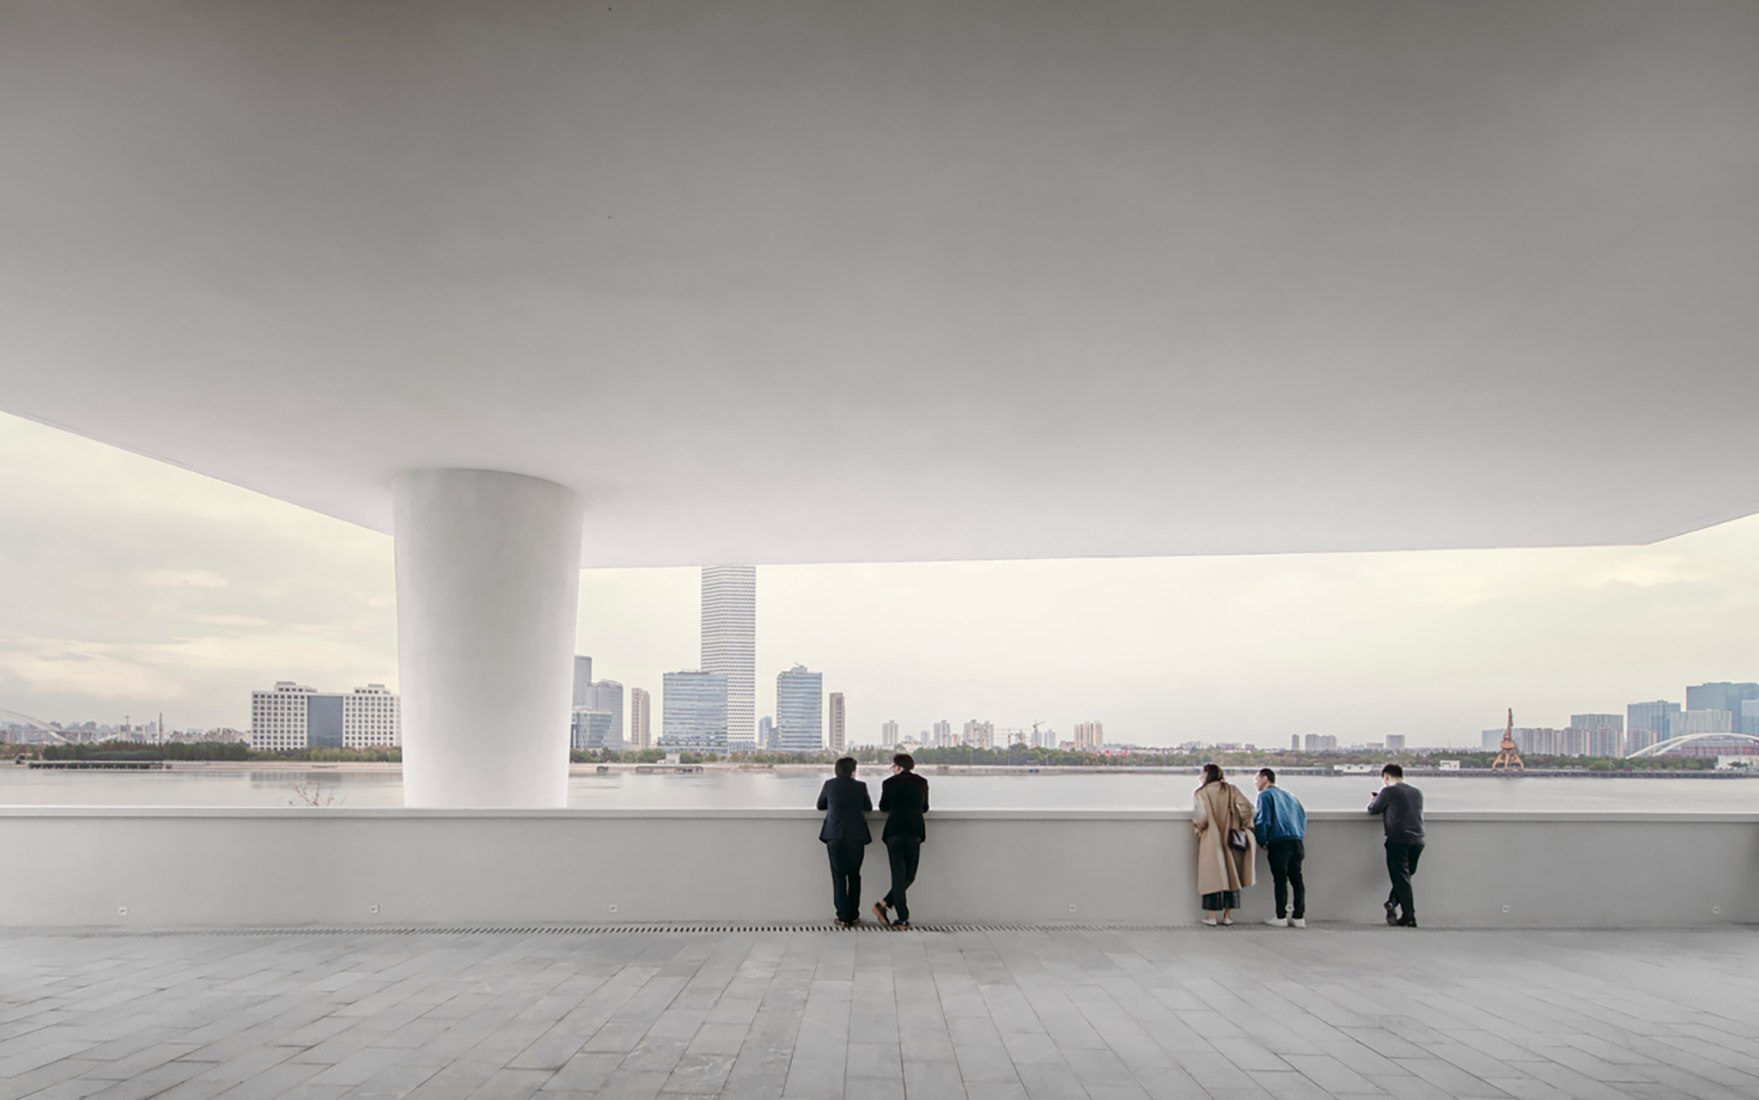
[4,410,1757,747]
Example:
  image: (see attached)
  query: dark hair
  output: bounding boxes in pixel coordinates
[1258,767,1276,784]
[893,753,915,772]
[1382,763,1404,779]
[1199,763,1224,787]
[834,756,857,778]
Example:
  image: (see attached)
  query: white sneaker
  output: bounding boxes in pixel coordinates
[1263,917,1288,928]
[1220,917,1234,926]
[1201,916,1218,926]
[1290,918,1306,928]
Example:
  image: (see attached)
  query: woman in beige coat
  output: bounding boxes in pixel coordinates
[1192,763,1256,926]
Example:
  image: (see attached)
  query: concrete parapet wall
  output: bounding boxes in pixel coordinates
[1,808,1755,928]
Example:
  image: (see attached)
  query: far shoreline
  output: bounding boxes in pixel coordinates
[37,760,1755,780]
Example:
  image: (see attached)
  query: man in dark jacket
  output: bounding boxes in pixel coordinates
[873,753,929,930]
[816,756,872,927]
[1367,763,1425,928]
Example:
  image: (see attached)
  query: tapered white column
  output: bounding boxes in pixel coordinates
[394,469,583,808]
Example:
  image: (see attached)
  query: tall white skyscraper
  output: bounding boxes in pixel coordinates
[828,692,846,754]
[629,687,652,750]
[1074,721,1104,749]
[882,719,899,745]
[776,664,823,754]
[701,566,756,749]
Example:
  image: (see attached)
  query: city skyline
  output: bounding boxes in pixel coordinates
[7,412,1759,748]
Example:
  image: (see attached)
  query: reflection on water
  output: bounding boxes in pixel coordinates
[1,766,1754,812]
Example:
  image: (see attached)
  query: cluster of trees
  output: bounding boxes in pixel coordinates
[570,748,670,764]
[28,741,400,763]
[9,742,1718,771]
[584,745,1720,771]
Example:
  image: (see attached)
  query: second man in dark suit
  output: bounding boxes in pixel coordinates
[816,756,872,927]
[873,753,930,930]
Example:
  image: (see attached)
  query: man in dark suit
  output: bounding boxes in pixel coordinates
[873,753,929,930]
[816,756,872,927]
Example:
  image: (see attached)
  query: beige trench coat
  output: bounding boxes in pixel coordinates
[1192,781,1257,897]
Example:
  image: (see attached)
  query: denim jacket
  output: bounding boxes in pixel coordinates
[1254,786,1307,846]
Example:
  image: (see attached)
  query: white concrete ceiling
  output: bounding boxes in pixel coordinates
[2,1,1756,566]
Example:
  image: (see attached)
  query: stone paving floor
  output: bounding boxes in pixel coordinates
[1,925,1757,1100]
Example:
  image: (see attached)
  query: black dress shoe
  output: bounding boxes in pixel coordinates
[1384,901,1400,926]
[1397,917,1419,928]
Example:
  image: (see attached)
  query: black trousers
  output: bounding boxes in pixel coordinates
[1266,839,1306,919]
[825,841,865,923]
[1385,841,1424,919]
[883,837,922,924]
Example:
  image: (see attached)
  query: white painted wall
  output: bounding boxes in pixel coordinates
[1,809,1754,929]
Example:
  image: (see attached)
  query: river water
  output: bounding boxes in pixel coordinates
[2,767,1754,812]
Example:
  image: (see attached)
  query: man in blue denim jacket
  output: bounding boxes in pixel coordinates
[1253,768,1308,928]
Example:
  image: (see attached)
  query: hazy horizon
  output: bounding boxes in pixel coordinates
[4,411,1758,747]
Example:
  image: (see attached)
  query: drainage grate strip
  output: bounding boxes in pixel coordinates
[37,921,1199,939]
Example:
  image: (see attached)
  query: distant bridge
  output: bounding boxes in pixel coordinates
[1625,732,1759,759]
[0,710,68,743]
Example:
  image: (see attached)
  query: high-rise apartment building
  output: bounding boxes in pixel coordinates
[1675,709,1735,735]
[828,693,846,754]
[932,719,952,747]
[1032,725,1058,749]
[572,656,593,707]
[1290,735,1300,751]
[250,682,400,752]
[1686,682,1759,724]
[1511,727,1568,755]
[1570,714,1623,757]
[776,665,824,754]
[1742,699,1759,736]
[586,680,624,745]
[962,719,994,749]
[1627,700,1681,745]
[759,715,777,750]
[659,670,728,751]
[701,566,756,749]
[1385,734,1407,752]
[882,719,899,745]
[629,687,652,750]
[1304,733,1338,752]
[1074,721,1104,750]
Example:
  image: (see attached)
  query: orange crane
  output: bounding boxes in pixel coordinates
[1492,708,1525,773]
